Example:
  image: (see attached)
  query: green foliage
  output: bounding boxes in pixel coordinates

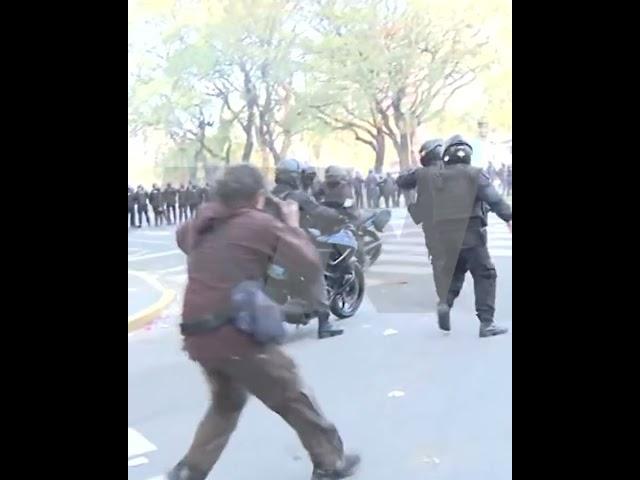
[129,0,511,174]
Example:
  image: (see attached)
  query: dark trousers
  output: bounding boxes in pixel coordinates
[392,191,400,207]
[366,190,379,208]
[433,233,497,323]
[382,194,391,209]
[153,207,164,226]
[166,204,177,224]
[128,208,136,227]
[189,204,199,218]
[181,346,344,475]
[137,207,150,227]
[179,205,188,223]
[355,191,363,209]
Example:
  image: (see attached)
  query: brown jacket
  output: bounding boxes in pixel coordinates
[176,202,322,362]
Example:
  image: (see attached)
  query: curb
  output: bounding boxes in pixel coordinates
[128,271,177,333]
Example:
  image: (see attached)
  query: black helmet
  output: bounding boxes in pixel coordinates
[275,158,303,189]
[418,138,444,167]
[443,135,473,164]
[302,165,316,176]
[325,165,348,183]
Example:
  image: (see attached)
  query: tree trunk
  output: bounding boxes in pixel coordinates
[374,127,385,173]
[241,128,254,162]
[278,132,292,162]
[254,124,271,171]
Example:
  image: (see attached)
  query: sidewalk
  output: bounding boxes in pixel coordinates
[128,271,176,332]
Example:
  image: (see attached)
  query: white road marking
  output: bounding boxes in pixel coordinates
[128,427,157,458]
[383,328,399,336]
[387,390,406,398]
[369,264,433,276]
[129,238,172,245]
[157,265,186,274]
[128,250,182,262]
[140,231,173,236]
[128,456,150,467]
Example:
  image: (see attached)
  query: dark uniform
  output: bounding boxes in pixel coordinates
[352,173,364,208]
[271,158,347,339]
[198,183,210,204]
[187,183,201,218]
[381,173,395,209]
[149,184,165,226]
[427,135,511,337]
[396,138,444,261]
[178,184,189,223]
[164,183,178,224]
[128,186,137,227]
[365,171,379,208]
[392,175,400,207]
[135,186,151,227]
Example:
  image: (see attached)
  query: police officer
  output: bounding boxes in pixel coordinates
[128,186,137,227]
[149,183,165,227]
[315,165,353,207]
[187,182,201,218]
[164,182,178,225]
[381,173,395,209]
[271,158,347,339]
[428,135,512,338]
[352,171,364,208]
[198,182,211,204]
[178,183,189,223]
[301,165,320,197]
[135,185,151,228]
[365,170,379,208]
[396,138,444,262]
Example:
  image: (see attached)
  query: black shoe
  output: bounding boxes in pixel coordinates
[318,326,344,339]
[166,461,207,480]
[437,303,451,332]
[479,322,509,338]
[312,454,361,479]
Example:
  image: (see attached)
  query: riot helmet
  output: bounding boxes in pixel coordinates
[324,165,348,187]
[443,135,473,165]
[418,138,444,167]
[275,158,303,189]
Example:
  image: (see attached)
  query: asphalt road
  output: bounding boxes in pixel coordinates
[128,209,512,480]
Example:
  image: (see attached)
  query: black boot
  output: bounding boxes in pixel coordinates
[318,312,343,339]
[479,322,509,338]
[437,302,451,332]
[312,454,361,479]
[166,460,207,480]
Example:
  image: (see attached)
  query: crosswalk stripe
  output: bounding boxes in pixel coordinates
[368,210,512,276]
[369,264,433,275]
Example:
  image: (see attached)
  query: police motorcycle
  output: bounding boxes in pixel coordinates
[349,204,390,269]
[320,197,391,270]
[263,197,366,323]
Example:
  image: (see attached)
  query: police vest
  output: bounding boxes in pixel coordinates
[428,164,481,224]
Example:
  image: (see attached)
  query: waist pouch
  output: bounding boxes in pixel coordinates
[230,280,286,345]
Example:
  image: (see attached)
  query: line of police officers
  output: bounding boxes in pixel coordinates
[128,181,216,228]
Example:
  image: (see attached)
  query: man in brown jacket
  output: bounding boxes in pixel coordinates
[166,165,360,480]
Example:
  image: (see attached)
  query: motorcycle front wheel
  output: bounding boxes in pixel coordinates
[360,228,382,267]
[330,263,365,319]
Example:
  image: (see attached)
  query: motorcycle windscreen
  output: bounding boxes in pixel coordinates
[317,229,358,249]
